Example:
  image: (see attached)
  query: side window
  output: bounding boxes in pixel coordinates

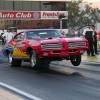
[14,33,24,42]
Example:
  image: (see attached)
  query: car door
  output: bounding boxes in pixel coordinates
[12,33,28,58]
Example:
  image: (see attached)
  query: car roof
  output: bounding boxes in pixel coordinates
[16,29,58,36]
[24,29,58,32]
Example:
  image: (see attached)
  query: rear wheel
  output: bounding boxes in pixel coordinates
[8,52,22,67]
[30,50,41,69]
[70,55,81,66]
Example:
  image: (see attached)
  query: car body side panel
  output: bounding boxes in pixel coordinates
[2,45,14,56]
[2,44,29,58]
[13,46,29,57]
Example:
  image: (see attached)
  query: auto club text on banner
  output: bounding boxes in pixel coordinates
[0,11,68,20]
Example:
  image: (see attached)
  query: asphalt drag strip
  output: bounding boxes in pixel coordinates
[50,60,100,81]
[0,64,42,100]
[0,82,42,100]
[0,61,100,100]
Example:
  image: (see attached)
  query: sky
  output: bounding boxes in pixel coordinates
[84,0,100,2]
[83,0,100,8]
[71,0,100,2]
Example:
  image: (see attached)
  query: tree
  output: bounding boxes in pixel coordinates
[68,0,100,30]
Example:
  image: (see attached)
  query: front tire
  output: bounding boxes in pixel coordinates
[30,50,41,69]
[42,60,51,68]
[70,55,81,66]
[8,52,22,67]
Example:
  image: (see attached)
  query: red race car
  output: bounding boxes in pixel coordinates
[2,29,88,68]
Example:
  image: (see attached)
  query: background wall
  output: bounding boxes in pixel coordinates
[0,1,51,29]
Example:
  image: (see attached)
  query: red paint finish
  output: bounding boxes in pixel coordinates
[7,29,88,58]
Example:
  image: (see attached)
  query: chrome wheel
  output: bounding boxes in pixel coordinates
[30,52,36,68]
[8,53,12,64]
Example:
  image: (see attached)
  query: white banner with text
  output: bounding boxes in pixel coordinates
[0,11,68,20]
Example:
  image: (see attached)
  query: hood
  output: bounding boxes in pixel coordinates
[40,37,87,44]
[27,38,63,46]
[40,37,63,44]
[64,37,87,42]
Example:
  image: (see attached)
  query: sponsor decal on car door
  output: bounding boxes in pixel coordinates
[13,41,28,57]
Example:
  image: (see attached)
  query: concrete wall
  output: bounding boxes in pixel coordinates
[0,1,51,11]
[0,20,5,29]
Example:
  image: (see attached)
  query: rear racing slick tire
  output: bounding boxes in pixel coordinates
[70,55,81,66]
[8,52,22,67]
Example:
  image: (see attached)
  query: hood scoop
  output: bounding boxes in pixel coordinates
[47,37,53,39]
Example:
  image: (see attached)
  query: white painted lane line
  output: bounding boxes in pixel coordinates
[0,82,42,100]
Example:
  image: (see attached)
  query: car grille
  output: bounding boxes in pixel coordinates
[68,42,86,48]
[41,44,63,49]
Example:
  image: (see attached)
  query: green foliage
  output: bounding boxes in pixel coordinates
[68,0,100,29]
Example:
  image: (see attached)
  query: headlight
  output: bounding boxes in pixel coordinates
[41,43,63,49]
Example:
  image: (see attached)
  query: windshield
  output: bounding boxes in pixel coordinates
[26,30,62,39]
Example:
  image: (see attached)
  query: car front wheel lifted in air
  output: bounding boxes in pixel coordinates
[70,55,81,66]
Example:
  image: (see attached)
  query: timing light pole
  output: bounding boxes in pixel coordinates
[60,19,62,32]
[58,15,66,33]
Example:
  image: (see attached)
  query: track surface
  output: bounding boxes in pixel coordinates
[0,51,100,100]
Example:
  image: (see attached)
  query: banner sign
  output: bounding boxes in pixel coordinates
[0,11,41,20]
[41,11,68,19]
[0,11,68,20]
